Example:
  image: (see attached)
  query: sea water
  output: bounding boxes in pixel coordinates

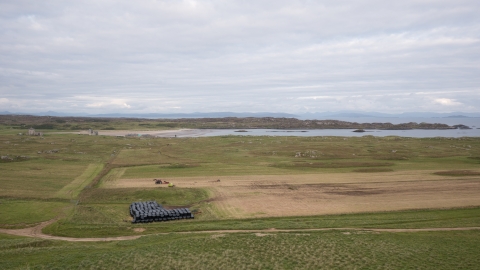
[178,117,480,138]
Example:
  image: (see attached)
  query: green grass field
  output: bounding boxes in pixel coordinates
[0,200,70,229]
[1,230,480,269]
[1,127,480,268]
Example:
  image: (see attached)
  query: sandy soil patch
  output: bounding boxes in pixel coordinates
[104,170,479,188]
[254,233,274,237]
[211,179,480,218]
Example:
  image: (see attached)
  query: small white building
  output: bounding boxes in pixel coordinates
[28,128,43,136]
[88,129,98,136]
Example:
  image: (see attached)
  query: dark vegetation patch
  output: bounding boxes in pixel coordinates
[274,161,394,169]
[353,168,394,173]
[61,158,81,162]
[325,188,385,196]
[161,163,200,169]
[0,239,57,251]
[422,153,465,158]
[156,123,178,128]
[42,155,62,160]
[247,183,390,196]
[0,155,30,163]
[467,157,480,163]
[434,170,480,176]
[91,118,110,122]
[32,124,56,129]
[373,156,409,160]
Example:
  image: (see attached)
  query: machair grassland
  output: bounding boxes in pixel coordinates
[1,122,480,269]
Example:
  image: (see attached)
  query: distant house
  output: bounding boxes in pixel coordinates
[28,128,43,136]
[88,129,98,136]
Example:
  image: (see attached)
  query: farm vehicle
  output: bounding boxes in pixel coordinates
[154,179,174,187]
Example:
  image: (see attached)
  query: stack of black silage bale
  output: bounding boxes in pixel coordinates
[129,201,194,223]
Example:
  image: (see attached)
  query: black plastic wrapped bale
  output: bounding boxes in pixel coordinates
[129,201,194,223]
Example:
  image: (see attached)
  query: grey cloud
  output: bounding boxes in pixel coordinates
[1,0,479,114]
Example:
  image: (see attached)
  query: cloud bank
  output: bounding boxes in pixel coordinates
[1,0,479,114]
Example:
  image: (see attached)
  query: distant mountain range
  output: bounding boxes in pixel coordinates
[300,111,480,119]
[1,110,480,119]
[0,111,298,118]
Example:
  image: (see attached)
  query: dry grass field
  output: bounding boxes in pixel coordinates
[102,170,480,218]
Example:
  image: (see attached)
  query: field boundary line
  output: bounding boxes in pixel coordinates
[55,164,104,199]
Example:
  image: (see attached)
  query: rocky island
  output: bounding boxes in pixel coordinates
[0,115,470,131]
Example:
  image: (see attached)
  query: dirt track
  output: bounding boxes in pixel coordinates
[1,219,479,242]
[0,220,141,242]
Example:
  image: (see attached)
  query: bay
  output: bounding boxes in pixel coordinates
[193,128,480,138]
[188,117,480,138]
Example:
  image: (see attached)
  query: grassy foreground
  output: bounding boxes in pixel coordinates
[1,230,480,269]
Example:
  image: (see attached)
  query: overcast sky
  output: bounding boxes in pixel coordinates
[1,0,479,114]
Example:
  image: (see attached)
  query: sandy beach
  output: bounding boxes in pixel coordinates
[68,129,212,137]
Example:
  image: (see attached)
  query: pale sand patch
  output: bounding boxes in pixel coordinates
[254,233,274,237]
[53,129,212,137]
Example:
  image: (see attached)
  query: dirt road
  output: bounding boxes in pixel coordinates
[0,219,140,242]
[1,219,479,242]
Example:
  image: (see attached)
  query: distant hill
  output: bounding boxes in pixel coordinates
[300,111,480,119]
[444,115,469,118]
[90,112,299,118]
[0,111,298,119]
[327,113,376,118]
[0,114,459,130]
[1,110,480,119]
